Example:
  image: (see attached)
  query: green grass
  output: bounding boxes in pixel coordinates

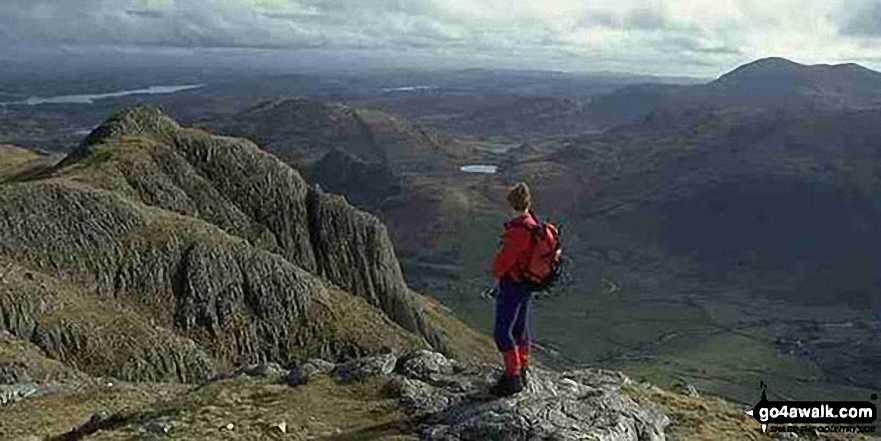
[618,332,820,403]
[0,145,38,179]
[0,374,413,441]
[0,145,60,184]
[134,375,410,441]
[0,382,188,440]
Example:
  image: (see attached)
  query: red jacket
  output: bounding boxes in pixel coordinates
[492,213,538,281]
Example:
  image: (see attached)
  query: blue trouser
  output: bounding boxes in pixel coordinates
[493,278,532,352]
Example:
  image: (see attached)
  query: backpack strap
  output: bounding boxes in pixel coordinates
[504,212,540,233]
[527,209,540,225]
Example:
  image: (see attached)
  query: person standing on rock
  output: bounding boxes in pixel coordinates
[491,182,560,396]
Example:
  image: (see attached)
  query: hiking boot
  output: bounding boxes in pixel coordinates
[520,367,530,388]
[490,374,524,397]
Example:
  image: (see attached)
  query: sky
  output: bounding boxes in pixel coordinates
[2,0,881,77]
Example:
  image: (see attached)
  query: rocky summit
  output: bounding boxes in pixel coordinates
[0,105,473,384]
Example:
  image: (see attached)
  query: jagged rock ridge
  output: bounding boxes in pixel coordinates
[0,105,445,382]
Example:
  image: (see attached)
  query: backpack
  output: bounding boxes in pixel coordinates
[513,212,562,291]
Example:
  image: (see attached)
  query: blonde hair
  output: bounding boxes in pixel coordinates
[506,182,531,211]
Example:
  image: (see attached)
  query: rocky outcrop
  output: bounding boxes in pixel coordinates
[0,331,88,386]
[0,257,217,382]
[76,106,437,347]
[280,350,670,441]
[398,349,457,381]
[62,106,317,272]
[0,106,448,382]
[389,352,670,441]
[0,177,321,377]
[8,350,669,440]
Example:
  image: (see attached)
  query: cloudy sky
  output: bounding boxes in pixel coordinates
[2,0,881,77]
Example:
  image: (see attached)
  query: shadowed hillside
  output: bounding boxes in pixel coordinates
[218,98,463,174]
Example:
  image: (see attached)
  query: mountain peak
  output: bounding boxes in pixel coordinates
[717,57,804,80]
[746,56,802,67]
[57,105,180,168]
[82,105,179,147]
[716,57,881,83]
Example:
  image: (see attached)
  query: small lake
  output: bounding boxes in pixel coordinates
[0,84,203,106]
[461,165,498,174]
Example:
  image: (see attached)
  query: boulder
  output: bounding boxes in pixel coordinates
[285,358,337,387]
[0,383,37,406]
[398,350,457,381]
[387,376,451,415]
[237,362,284,379]
[144,421,173,437]
[333,353,397,382]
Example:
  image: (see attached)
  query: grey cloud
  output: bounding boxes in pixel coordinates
[0,0,870,77]
[693,46,742,56]
[1,0,334,49]
[577,11,615,28]
[260,11,322,20]
[658,35,741,57]
[838,0,881,36]
[624,7,666,31]
[126,9,167,19]
[574,8,666,31]
[0,0,467,51]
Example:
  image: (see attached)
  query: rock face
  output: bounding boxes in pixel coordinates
[307,187,442,349]
[0,105,445,383]
[386,352,670,441]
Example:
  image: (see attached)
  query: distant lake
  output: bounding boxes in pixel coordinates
[0,84,203,106]
[382,85,437,93]
[461,164,498,174]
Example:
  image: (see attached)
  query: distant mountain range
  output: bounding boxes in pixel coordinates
[339,58,881,139]
[589,57,881,130]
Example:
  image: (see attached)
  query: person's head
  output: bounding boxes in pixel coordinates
[506,182,531,213]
